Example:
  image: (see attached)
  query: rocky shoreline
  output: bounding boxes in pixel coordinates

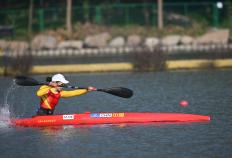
[0,29,231,56]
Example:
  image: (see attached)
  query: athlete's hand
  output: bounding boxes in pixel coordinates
[87,87,97,91]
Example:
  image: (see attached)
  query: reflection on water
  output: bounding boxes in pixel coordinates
[33,121,210,140]
[38,124,125,137]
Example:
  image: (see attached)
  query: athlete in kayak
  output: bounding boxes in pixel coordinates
[36,74,96,115]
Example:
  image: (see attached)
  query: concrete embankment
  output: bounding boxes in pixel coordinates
[31,63,133,74]
[1,59,232,76]
[0,67,4,75]
[165,59,232,70]
[31,59,232,74]
[1,43,232,76]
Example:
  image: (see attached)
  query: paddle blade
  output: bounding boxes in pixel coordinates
[98,87,133,98]
[14,76,44,86]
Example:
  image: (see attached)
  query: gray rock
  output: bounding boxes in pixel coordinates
[9,41,29,50]
[0,40,8,50]
[194,29,230,44]
[144,37,160,49]
[127,35,142,46]
[58,40,83,49]
[109,36,125,47]
[4,41,29,56]
[84,32,111,48]
[180,35,194,45]
[32,35,58,49]
[161,35,181,46]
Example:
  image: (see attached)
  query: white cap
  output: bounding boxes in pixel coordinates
[51,74,69,84]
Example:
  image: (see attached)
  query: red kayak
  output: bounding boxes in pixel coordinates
[11,112,210,127]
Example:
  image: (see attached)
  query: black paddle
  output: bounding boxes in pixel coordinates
[14,76,133,98]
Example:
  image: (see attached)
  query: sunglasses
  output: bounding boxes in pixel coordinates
[56,82,65,87]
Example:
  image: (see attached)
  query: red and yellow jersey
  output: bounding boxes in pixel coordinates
[36,85,88,110]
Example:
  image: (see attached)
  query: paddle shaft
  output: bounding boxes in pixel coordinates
[14,76,133,98]
[66,85,132,97]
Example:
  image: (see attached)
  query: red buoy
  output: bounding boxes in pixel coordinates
[180,100,189,107]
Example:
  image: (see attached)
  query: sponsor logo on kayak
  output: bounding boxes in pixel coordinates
[90,113,125,118]
[90,113,100,117]
[63,115,74,120]
[100,113,112,117]
[113,113,125,117]
[38,119,56,123]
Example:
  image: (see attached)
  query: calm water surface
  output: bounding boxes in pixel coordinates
[0,70,231,158]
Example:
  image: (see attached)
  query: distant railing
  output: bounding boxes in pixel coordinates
[0,2,231,38]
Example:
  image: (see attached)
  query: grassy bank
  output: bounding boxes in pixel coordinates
[38,23,208,41]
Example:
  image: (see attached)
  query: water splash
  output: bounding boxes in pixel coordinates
[0,106,11,127]
[4,80,17,105]
[0,81,17,127]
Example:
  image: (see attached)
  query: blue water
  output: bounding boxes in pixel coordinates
[0,70,231,158]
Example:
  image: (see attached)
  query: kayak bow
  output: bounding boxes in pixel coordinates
[11,112,210,127]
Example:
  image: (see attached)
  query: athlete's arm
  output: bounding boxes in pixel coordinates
[36,85,51,97]
[60,89,88,98]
